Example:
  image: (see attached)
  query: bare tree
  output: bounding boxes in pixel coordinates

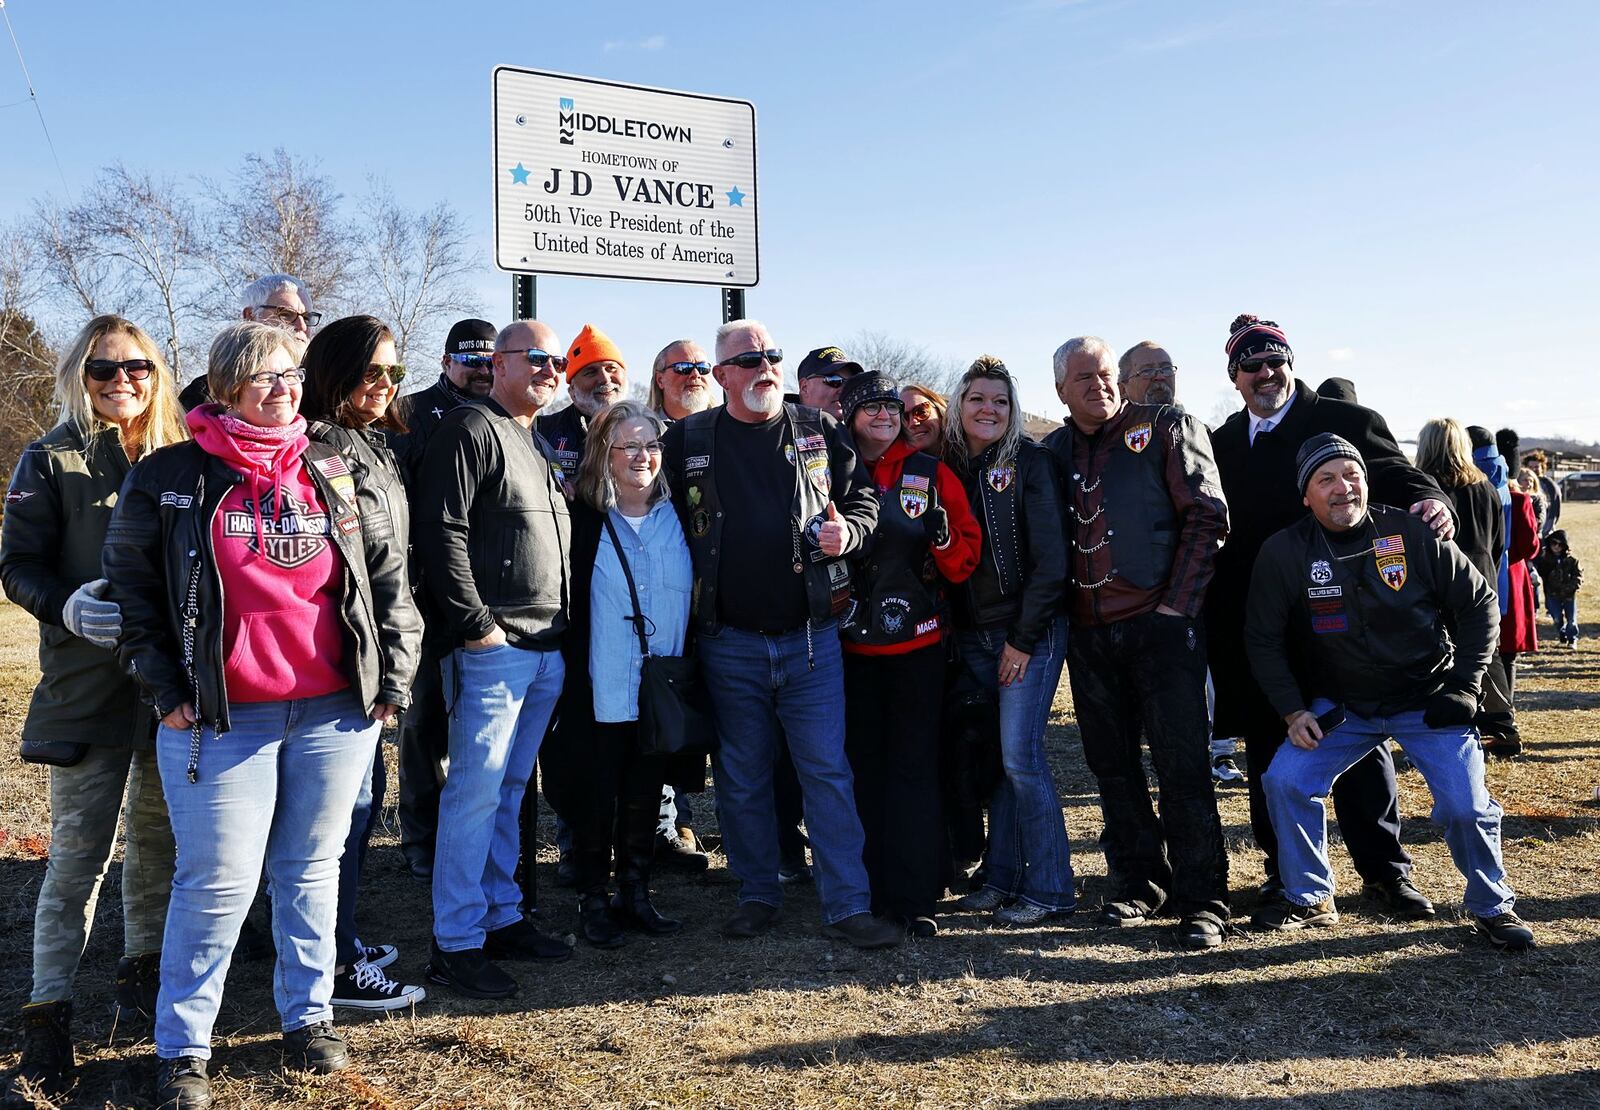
[0,227,60,474]
[30,199,134,324]
[353,183,479,365]
[201,148,355,314]
[848,330,966,396]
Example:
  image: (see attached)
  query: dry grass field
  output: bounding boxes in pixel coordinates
[1,508,1598,1109]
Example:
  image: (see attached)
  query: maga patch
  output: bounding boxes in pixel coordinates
[1124,422,1153,453]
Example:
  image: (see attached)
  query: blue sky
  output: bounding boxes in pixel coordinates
[2,0,1596,441]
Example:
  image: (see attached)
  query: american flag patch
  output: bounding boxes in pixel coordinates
[902,473,930,491]
[1373,535,1405,556]
[314,455,351,479]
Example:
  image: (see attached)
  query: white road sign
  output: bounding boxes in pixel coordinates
[493,67,759,287]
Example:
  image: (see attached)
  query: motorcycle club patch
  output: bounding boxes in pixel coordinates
[1124,422,1153,453]
[1378,555,1408,591]
[1309,559,1333,585]
[986,466,1014,493]
[312,454,358,508]
[877,596,911,635]
[900,488,929,519]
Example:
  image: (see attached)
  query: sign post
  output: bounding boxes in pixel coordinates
[493,67,759,317]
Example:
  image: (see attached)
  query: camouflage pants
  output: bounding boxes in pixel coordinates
[30,746,175,1003]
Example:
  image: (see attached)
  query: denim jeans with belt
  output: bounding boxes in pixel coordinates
[1263,697,1516,917]
[697,621,872,924]
[433,642,564,951]
[956,615,1076,912]
[154,690,376,1060]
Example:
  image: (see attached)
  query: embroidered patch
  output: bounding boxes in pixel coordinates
[1307,585,1343,599]
[986,466,1014,493]
[795,434,827,453]
[159,491,194,509]
[686,486,702,508]
[684,454,711,472]
[900,489,929,519]
[1309,560,1333,585]
[915,617,940,636]
[804,455,831,493]
[335,512,361,536]
[690,508,710,537]
[1313,613,1349,633]
[1378,554,1407,591]
[901,472,930,492]
[1373,534,1406,557]
[783,445,796,466]
[877,597,911,635]
[1124,422,1152,453]
[5,489,34,504]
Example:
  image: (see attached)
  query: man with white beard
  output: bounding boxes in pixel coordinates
[536,324,629,488]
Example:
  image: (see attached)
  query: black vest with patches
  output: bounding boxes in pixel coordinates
[678,404,849,631]
[841,452,942,647]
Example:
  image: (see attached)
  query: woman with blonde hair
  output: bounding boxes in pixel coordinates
[0,315,187,1104]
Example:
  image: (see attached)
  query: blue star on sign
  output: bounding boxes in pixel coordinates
[725,185,745,207]
[509,163,531,185]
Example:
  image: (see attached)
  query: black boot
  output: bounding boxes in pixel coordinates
[115,951,162,1021]
[612,884,682,936]
[3,1000,74,1107]
[579,892,627,948]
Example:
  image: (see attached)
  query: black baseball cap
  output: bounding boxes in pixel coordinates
[796,346,864,380]
[445,318,497,355]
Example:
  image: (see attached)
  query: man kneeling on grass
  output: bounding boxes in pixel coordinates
[1243,433,1535,951]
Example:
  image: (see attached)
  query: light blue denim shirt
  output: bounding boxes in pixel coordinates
[590,499,692,722]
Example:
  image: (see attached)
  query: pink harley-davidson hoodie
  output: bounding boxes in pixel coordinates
[189,404,349,704]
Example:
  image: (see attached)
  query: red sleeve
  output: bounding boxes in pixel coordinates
[1508,492,1539,564]
[931,461,982,583]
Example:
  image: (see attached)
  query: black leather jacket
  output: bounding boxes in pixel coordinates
[951,439,1069,654]
[103,439,423,733]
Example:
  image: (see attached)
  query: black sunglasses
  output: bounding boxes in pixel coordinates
[666,361,713,376]
[1239,356,1289,374]
[448,353,493,369]
[86,359,156,381]
[718,348,783,371]
[815,374,847,389]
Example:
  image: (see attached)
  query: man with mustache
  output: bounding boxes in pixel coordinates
[1044,336,1231,948]
[660,319,901,948]
[649,338,718,424]
[1117,341,1178,407]
[536,324,629,489]
[1244,435,1533,952]
[1206,315,1456,921]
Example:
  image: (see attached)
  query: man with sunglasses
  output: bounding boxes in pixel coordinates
[415,319,575,999]
[1205,313,1456,921]
[649,339,718,424]
[661,319,901,949]
[536,324,629,489]
[794,346,864,419]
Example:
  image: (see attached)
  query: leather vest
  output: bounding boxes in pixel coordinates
[841,451,942,646]
[969,442,1025,598]
[678,404,851,631]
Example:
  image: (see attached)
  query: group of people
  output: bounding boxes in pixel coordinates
[0,280,1549,1108]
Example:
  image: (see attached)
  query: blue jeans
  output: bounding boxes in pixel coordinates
[697,622,871,924]
[1263,698,1515,918]
[334,732,385,967]
[1548,597,1578,642]
[154,690,376,1060]
[957,616,1076,912]
[434,643,563,951]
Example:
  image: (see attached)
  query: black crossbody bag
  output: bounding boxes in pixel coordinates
[602,515,716,756]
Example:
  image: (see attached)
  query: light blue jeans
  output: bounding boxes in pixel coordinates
[957,616,1076,912]
[154,690,376,1060]
[1263,697,1515,917]
[433,643,563,951]
[697,622,872,924]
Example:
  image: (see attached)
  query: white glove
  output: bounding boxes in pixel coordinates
[62,578,122,649]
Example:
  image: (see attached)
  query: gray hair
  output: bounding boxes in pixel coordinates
[240,273,311,313]
[1051,336,1115,386]
[649,337,702,412]
[575,399,670,512]
[208,320,306,406]
[1117,340,1165,383]
[714,318,771,363]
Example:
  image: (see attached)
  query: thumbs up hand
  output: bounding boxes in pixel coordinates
[818,501,848,557]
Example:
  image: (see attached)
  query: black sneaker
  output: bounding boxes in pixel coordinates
[1251,896,1339,931]
[352,941,398,969]
[1364,878,1436,920]
[331,960,427,1011]
[426,944,518,999]
[5,1000,74,1107]
[1474,911,1537,952]
[282,1021,348,1074]
[154,1054,210,1109]
[115,951,162,1021]
[484,916,573,962]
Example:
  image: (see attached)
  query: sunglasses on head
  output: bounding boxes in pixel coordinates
[85,358,156,381]
[718,348,783,371]
[364,363,406,385]
[1238,356,1289,374]
[666,361,713,376]
[448,352,493,369]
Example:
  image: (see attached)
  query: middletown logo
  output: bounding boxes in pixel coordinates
[557,96,691,146]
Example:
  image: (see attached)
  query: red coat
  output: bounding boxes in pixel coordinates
[1500,489,1540,654]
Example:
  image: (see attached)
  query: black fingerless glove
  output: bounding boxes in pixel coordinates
[1422,688,1477,729]
[927,505,950,549]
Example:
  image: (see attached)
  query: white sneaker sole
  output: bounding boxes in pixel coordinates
[331,985,426,1010]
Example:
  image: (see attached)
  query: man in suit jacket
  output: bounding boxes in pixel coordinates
[1204,315,1456,918]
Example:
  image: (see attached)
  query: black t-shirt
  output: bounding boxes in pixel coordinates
[712,409,808,631]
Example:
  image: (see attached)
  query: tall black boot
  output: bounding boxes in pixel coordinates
[3,1000,74,1107]
[612,772,681,936]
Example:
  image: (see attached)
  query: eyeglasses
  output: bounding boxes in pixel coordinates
[856,400,903,417]
[448,353,493,369]
[718,349,783,371]
[254,305,323,328]
[610,441,663,458]
[508,348,569,373]
[1238,356,1288,374]
[814,374,846,389]
[246,367,308,387]
[1132,363,1176,379]
[85,358,156,381]
[905,401,937,423]
[666,361,713,376]
[364,363,406,385]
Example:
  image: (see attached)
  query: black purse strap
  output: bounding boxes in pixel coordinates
[602,514,652,658]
